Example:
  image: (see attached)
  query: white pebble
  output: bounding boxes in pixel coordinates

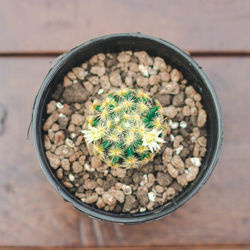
[103,169,109,176]
[148,192,156,202]
[122,184,132,195]
[180,121,187,128]
[140,174,148,186]
[98,89,104,95]
[175,145,184,155]
[139,65,149,77]
[65,138,75,148]
[70,133,77,139]
[73,80,78,84]
[170,121,179,129]
[170,134,175,142]
[84,163,94,172]
[56,102,64,109]
[69,174,75,182]
[190,157,201,167]
[59,113,66,118]
[140,207,146,212]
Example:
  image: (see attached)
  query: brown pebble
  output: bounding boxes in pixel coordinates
[100,75,111,89]
[84,180,97,190]
[96,197,105,209]
[187,166,199,182]
[170,69,181,82]
[162,105,177,118]
[171,155,185,174]
[172,91,184,107]
[159,71,170,82]
[162,147,173,165]
[156,172,172,186]
[135,51,153,66]
[79,155,86,165]
[155,94,171,106]
[177,174,188,187]
[95,186,104,195]
[85,193,98,204]
[155,185,164,193]
[51,123,60,132]
[116,168,126,179]
[91,156,102,169]
[46,100,57,114]
[149,75,160,86]
[146,173,156,188]
[56,168,63,179]
[136,186,149,207]
[90,66,105,77]
[63,181,73,188]
[72,161,83,173]
[197,109,207,127]
[185,86,196,97]
[183,106,191,116]
[67,72,76,80]
[154,57,167,71]
[43,111,59,131]
[167,164,179,178]
[71,114,84,126]
[83,81,94,94]
[46,151,61,169]
[112,190,125,203]
[161,81,180,95]
[110,71,122,86]
[193,143,200,157]
[165,187,176,199]
[63,76,73,87]
[62,83,89,103]
[136,75,149,88]
[117,52,131,63]
[123,195,139,212]
[72,67,86,80]
[54,130,65,146]
[44,135,52,150]
[102,192,116,206]
[89,76,99,85]
[61,159,70,171]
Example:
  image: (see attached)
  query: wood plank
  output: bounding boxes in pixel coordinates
[0,57,250,246]
[80,57,250,245]
[0,58,84,246]
[1,246,250,250]
[0,0,250,53]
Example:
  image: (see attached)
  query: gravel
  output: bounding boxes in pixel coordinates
[43,51,208,214]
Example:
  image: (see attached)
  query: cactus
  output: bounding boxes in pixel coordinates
[82,88,166,168]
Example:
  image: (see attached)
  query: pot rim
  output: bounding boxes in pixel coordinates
[32,33,223,224]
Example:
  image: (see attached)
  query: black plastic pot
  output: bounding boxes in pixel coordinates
[33,33,223,224]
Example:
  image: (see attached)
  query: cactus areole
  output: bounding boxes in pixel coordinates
[82,88,167,168]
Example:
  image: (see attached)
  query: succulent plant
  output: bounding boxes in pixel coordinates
[82,88,166,168]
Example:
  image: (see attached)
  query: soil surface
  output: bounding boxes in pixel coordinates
[43,51,207,213]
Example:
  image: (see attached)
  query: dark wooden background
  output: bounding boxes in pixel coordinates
[0,0,250,249]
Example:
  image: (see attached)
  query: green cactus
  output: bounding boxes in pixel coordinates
[82,88,166,168]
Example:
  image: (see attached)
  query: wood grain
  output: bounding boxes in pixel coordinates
[1,246,250,250]
[80,57,250,245]
[0,57,250,246]
[0,0,250,53]
[0,58,83,246]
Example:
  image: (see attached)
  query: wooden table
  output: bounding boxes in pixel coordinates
[0,1,250,249]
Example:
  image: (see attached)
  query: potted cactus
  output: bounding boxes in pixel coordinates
[33,33,222,224]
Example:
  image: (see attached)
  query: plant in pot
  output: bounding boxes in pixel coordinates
[33,33,222,224]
